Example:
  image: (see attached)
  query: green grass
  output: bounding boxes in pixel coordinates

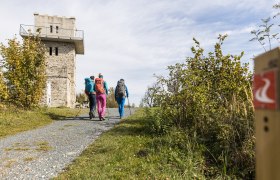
[55,109,206,180]
[0,107,87,139]
[35,141,53,151]
[23,157,36,162]
[4,159,17,168]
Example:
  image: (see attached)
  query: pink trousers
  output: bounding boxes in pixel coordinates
[96,93,106,118]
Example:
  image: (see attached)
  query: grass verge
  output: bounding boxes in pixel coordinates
[55,109,205,179]
[0,107,87,139]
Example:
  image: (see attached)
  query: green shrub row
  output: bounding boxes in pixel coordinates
[145,35,255,179]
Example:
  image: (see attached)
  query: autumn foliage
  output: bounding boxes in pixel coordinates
[0,36,46,108]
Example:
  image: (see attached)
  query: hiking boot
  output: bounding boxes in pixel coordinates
[101,117,106,121]
[89,112,93,119]
[89,111,95,119]
[91,112,95,118]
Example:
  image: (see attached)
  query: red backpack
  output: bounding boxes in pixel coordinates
[95,78,105,94]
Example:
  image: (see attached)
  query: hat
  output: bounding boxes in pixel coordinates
[90,76,95,80]
[98,73,103,78]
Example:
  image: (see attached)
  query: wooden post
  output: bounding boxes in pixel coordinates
[254,47,280,180]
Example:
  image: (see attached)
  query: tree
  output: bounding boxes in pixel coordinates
[0,70,8,104]
[250,3,280,51]
[124,102,135,108]
[0,36,46,108]
[250,18,279,51]
[273,3,280,18]
[141,82,163,107]
[106,87,118,108]
[76,91,87,104]
[139,100,144,108]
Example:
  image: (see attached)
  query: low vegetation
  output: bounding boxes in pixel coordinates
[55,109,206,179]
[35,141,53,152]
[54,35,254,179]
[143,35,255,178]
[0,107,87,138]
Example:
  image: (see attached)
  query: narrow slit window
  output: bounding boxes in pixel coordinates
[50,25,53,33]
[49,47,52,56]
[56,26,59,33]
[55,47,58,56]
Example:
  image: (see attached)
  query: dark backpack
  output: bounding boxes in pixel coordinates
[116,80,126,98]
[95,78,105,94]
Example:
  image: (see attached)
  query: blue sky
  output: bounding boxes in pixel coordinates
[0,0,278,106]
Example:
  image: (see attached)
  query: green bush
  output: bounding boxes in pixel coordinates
[0,36,46,108]
[0,70,8,104]
[147,35,255,178]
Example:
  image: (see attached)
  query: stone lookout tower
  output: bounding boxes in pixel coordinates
[20,13,84,107]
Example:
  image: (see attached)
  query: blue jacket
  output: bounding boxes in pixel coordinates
[85,78,95,94]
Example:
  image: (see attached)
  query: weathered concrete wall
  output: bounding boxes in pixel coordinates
[33,13,81,108]
[34,13,76,37]
[41,41,76,107]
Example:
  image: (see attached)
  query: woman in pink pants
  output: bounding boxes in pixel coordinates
[94,73,108,121]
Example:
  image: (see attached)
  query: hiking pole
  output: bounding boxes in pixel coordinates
[127,97,132,116]
[107,107,110,120]
[75,104,82,118]
[75,108,82,118]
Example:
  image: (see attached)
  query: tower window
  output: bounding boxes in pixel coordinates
[49,47,52,56]
[56,26,59,33]
[50,25,53,33]
[55,47,58,56]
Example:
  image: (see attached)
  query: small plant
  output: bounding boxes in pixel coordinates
[23,157,35,162]
[4,142,31,151]
[64,124,74,127]
[250,3,280,52]
[35,141,52,151]
[4,159,16,168]
[250,17,279,51]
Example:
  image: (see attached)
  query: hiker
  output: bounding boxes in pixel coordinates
[84,76,96,119]
[94,73,108,121]
[115,79,129,119]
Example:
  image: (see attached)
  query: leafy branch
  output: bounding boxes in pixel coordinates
[250,17,279,52]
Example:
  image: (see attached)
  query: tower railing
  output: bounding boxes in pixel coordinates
[19,24,84,40]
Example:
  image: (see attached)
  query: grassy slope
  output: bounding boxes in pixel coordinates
[55,109,205,180]
[0,107,87,138]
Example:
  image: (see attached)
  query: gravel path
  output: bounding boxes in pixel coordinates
[0,108,136,180]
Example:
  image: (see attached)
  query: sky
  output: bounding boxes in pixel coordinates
[0,0,279,106]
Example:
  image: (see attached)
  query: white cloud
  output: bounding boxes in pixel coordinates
[0,0,277,106]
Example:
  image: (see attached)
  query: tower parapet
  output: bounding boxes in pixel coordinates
[20,13,84,54]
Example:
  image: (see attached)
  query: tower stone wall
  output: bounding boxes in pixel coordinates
[41,41,76,107]
[20,13,84,108]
